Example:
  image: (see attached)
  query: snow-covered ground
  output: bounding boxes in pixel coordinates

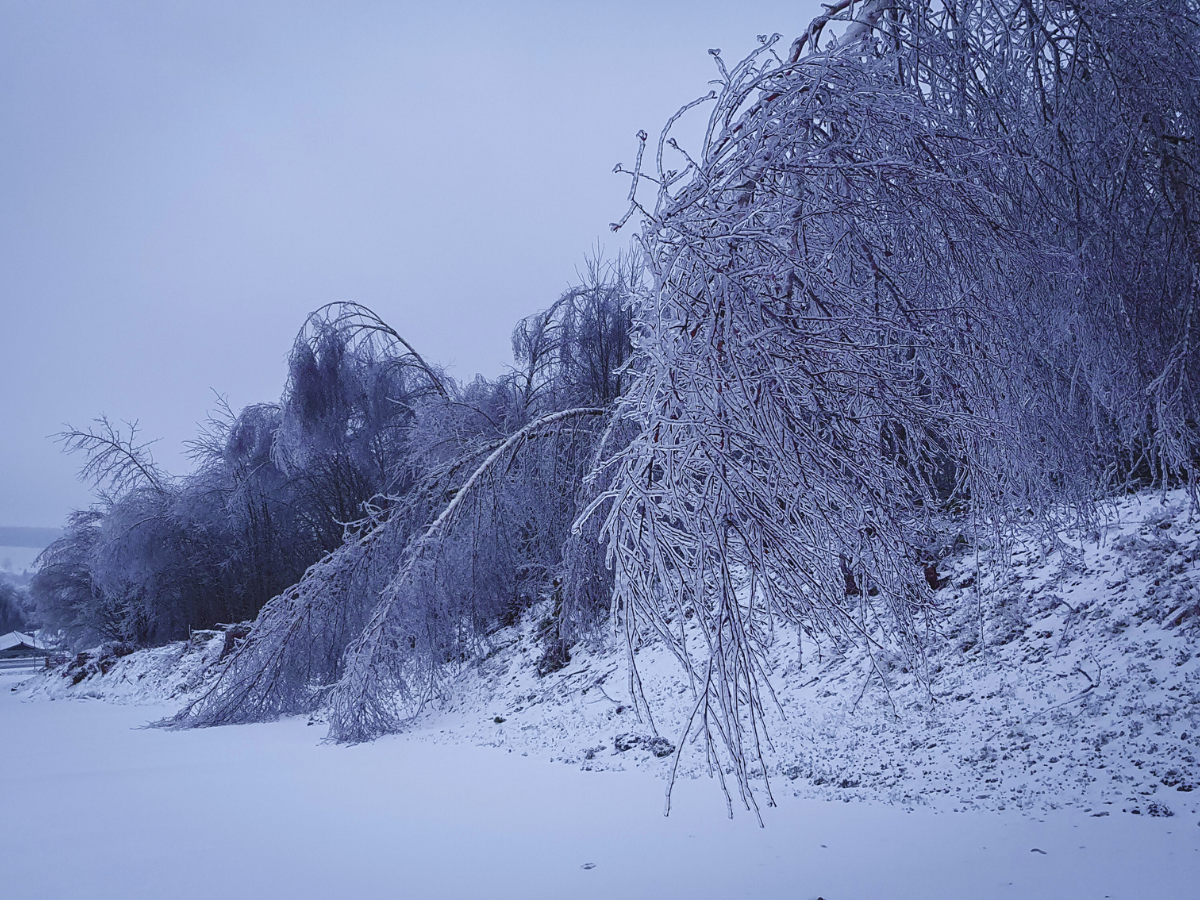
[3,489,1200,897]
[1,671,1196,899]
[358,489,1200,822]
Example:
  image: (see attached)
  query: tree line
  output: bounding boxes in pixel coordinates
[31,257,638,657]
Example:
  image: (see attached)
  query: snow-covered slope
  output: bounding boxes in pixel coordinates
[18,489,1200,822]
[358,489,1198,822]
[21,629,229,704]
[4,683,1195,900]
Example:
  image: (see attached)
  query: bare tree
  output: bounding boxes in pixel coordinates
[58,417,169,502]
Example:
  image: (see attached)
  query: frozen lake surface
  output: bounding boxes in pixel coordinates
[1,671,1196,900]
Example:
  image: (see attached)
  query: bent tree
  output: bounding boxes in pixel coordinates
[168,277,631,733]
[597,0,1200,813]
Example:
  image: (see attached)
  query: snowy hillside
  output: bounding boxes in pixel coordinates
[20,488,1200,825]
[4,488,1199,899]
[363,490,1200,823]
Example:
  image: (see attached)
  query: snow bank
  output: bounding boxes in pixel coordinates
[19,628,228,705]
[362,490,1199,822]
[15,489,1200,822]
[0,681,1196,899]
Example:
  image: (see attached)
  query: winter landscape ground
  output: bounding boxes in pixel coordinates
[3,489,1198,898]
[4,5,1200,897]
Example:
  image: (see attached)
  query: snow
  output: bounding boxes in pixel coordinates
[391,489,1200,820]
[0,632,37,652]
[0,679,1196,899]
[3,488,1200,896]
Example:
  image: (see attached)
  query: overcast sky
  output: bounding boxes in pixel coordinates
[0,0,823,529]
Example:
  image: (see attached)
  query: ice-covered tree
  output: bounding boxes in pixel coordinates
[594,0,1200,812]
[159,1,1199,820]
[169,270,636,734]
[274,302,449,552]
[30,509,111,647]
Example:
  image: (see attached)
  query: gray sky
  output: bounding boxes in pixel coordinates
[0,0,822,528]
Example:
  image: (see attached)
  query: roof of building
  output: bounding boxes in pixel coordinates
[0,632,39,652]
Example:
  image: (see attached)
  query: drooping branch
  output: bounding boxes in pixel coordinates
[326,406,608,743]
[170,405,608,735]
[303,301,450,400]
